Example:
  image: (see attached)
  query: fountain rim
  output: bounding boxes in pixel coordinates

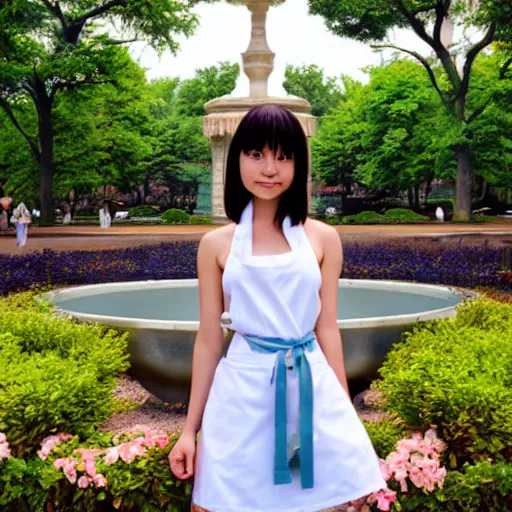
[42,279,477,331]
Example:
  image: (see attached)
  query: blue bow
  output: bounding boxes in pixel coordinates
[243,332,316,489]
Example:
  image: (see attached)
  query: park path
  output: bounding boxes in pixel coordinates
[2,221,512,254]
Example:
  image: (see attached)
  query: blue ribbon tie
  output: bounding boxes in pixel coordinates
[243,332,315,489]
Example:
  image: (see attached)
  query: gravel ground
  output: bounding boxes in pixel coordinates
[101,375,389,434]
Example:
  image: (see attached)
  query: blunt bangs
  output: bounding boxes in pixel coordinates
[224,104,309,226]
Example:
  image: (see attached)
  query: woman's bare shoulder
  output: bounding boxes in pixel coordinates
[304,217,341,245]
[199,223,237,262]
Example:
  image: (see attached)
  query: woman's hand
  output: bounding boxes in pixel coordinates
[169,431,196,480]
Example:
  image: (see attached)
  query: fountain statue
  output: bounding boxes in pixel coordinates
[203,0,316,220]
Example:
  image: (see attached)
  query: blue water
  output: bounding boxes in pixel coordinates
[54,285,461,322]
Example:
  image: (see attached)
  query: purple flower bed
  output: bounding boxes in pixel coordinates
[0,242,198,296]
[0,241,509,296]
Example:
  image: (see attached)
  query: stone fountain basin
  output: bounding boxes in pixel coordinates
[44,279,473,403]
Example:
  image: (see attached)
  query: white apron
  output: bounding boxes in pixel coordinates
[192,201,386,512]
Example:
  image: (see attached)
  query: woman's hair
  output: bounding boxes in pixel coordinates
[224,104,309,226]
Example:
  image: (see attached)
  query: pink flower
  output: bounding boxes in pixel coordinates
[54,458,78,484]
[93,474,107,488]
[155,434,170,449]
[374,489,397,511]
[378,458,391,481]
[37,433,73,460]
[118,438,146,464]
[0,442,12,460]
[0,433,6,444]
[78,476,91,488]
[73,448,103,478]
[103,447,120,465]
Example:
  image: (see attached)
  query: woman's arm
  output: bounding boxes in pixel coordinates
[169,231,225,480]
[314,225,349,396]
[183,231,225,436]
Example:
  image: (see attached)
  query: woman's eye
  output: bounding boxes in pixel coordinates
[277,154,287,162]
[251,151,262,158]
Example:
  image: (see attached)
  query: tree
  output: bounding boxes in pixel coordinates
[174,62,240,117]
[0,0,198,224]
[283,64,343,118]
[356,60,447,207]
[139,61,239,206]
[52,49,154,201]
[311,76,367,192]
[309,0,512,219]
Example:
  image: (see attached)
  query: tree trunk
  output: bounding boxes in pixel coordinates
[35,79,55,225]
[454,143,472,220]
[407,188,414,209]
[414,184,420,211]
[422,180,432,210]
[478,180,490,203]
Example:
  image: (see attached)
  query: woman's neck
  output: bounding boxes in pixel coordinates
[252,196,280,227]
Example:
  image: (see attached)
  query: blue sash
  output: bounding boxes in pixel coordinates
[242,332,316,489]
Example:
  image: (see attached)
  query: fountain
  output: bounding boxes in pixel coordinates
[204,0,316,220]
[45,280,475,403]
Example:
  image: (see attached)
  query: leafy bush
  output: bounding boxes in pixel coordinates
[0,293,129,457]
[189,216,212,225]
[340,209,430,224]
[384,208,428,222]
[376,298,512,465]
[341,211,388,224]
[128,206,161,218]
[364,418,406,459]
[161,209,190,225]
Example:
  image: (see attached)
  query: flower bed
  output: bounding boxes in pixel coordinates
[1,241,510,296]
[363,298,512,510]
[1,283,512,509]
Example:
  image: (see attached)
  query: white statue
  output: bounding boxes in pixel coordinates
[435,207,444,222]
[10,202,32,247]
[99,205,111,228]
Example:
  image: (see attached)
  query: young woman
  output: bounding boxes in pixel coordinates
[170,104,386,511]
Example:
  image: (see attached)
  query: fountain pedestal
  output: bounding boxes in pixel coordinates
[203,0,316,221]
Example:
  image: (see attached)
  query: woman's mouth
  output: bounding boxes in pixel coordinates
[257,182,280,188]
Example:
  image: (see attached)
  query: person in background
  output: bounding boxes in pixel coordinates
[10,202,32,247]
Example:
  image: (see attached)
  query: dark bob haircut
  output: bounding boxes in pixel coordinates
[224,104,309,226]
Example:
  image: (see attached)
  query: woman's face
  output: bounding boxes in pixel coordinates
[239,145,295,201]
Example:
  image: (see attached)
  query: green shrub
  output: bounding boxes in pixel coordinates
[128,206,161,218]
[376,298,512,465]
[189,216,212,225]
[161,209,190,225]
[341,211,388,224]
[363,418,406,459]
[0,294,129,457]
[384,208,428,222]
[432,461,512,512]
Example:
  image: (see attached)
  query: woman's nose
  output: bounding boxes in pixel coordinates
[263,154,277,175]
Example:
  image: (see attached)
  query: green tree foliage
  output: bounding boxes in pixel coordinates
[283,64,343,118]
[309,0,512,219]
[312,54,511,208]
[311,76,367,191]
[174,61,239,117]
[0,0,198,224]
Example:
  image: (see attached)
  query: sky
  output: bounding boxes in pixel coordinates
[128,0,437,97]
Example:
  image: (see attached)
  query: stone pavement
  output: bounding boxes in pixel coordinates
[1,221,512,254]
